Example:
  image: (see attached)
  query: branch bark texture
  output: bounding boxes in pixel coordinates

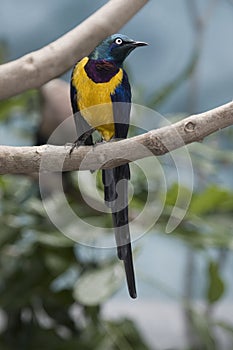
[0,102,232,175]
[0,0,148,100]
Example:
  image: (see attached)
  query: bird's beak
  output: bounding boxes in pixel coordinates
[132,41,148,47]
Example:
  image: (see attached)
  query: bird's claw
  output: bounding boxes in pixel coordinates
[69,140,85,156]
[93,139,106,148]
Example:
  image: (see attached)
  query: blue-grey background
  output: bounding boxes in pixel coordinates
[1,0,233,113]
[1,1,233,347]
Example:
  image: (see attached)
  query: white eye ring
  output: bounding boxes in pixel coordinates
[115,38,123,45]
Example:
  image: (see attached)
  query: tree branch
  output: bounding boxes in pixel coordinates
[0,101,232,175]
[0,0,148,100]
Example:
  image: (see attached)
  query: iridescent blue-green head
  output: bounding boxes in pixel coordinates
[89,34,148,66]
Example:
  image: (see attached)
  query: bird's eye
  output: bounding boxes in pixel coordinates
[115,38,123,45]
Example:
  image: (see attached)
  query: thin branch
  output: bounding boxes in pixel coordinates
[0,0,148,100]
[0,101,232,175]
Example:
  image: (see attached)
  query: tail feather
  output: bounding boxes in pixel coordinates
[124,244,137,299]
[102,165,137,299]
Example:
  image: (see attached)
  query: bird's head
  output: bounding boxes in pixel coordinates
[89,34,148,66]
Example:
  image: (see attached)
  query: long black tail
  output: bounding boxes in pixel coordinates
[102,164,137,299]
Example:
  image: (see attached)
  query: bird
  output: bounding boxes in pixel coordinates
[70,34,148,298]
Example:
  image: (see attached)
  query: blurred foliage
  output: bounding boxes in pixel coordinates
[0,91,38,122]
[0,175,149,350]
[1,101,233,350]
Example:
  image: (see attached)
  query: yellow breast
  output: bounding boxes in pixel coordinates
[72,57,123,141]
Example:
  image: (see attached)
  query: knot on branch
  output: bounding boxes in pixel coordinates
[144,133,168,155]
[184,121,196,133]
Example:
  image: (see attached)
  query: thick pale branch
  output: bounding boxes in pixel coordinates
[0,0,148,100]
[0,101,232,175]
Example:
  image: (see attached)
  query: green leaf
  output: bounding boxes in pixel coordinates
[36,231,74,248]
[206,260,225,304]
[165,183,192,208]
[73,264,124,305]
[103,319,150,350]
[189,186,230,216]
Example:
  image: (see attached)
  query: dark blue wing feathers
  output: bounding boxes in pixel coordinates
[111,70,131,139]
[70,79,78,114]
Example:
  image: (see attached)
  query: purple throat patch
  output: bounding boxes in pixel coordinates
[84,59,119,83]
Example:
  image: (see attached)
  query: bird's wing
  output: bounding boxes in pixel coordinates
[111,70,131,139]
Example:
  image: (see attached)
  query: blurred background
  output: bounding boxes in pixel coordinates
[0,0,233,349]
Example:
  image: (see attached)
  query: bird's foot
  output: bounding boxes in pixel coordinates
[93,139,106,148]
[110,137,125,143]
[92,137,119,148]
[69,139,86,156]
